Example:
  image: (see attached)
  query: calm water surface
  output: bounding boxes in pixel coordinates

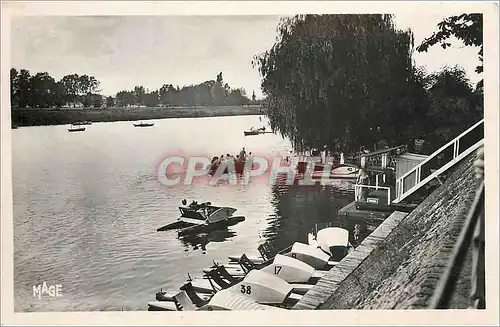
[13,115,358,312]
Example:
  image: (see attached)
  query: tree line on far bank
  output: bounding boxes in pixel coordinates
[10,70,259,109]
[254,14,484,155]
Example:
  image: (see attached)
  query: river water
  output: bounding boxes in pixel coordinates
[12,114,359,312]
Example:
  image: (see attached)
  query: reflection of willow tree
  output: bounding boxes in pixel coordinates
[262,176,353,251]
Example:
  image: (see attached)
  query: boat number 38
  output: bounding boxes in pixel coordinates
[240,285,252,294]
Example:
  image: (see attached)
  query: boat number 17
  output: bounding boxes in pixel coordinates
[274,266,283,274]
[240,285,252,294]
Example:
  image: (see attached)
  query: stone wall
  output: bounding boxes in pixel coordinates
[319,153,479,309]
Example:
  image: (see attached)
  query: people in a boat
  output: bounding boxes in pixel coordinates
[239,147,246,160]
[246,152,254,169]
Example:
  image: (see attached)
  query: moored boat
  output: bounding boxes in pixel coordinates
[198,289,286,311]
[68,124,86,132]
[309,163,359,180]
[284,242,331,270]
[149,226,353,311]
[244,130,261,136]
[134,121,154,127]
[315,227,352,260]
[244,126,266,136]
[225,269,303,306]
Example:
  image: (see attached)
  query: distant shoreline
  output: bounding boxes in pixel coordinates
[11,105,264,127]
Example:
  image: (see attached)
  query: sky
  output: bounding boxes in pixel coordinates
[10,14,482,98]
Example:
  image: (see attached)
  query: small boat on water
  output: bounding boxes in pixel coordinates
[68,124,86,132]
[244,126,266,136]
[134,121,154,127]
[157,200,245,235]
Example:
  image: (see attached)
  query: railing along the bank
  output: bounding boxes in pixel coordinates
[430,146,485,309]
[429,179,485,309]
[394,119,484,203]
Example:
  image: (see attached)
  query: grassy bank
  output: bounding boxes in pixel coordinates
[11,105,263,127]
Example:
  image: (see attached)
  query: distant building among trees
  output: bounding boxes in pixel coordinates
[10,69,254,109]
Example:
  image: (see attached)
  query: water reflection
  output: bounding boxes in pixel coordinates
[262,175,357,252]
[178,229,237,253]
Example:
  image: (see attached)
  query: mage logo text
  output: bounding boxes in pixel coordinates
[33,282,62,299]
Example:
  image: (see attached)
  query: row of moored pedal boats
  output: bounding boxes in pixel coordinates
[148,226,352,311]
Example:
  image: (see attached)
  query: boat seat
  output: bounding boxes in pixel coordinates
[179,282,210,307]
[214,263,243,284]
[238,254,259,273]
[205,269,233,289]
[173,291,198,311]
[186,277,220,294]
[258,242,277,261]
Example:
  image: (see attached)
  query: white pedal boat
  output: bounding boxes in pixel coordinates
[228,241,333,270]
[191,268,312,296]
[216,254,324,283]
[211,254,324,294]
[198,289,286,311]
[261,254,324,283]
[284,242,331,270]
[226,270,303,305]
[308,227,352,262]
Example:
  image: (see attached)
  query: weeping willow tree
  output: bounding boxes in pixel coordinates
[254,15,427,153]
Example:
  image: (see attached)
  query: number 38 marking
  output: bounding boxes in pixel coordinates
[240,285,252,294]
